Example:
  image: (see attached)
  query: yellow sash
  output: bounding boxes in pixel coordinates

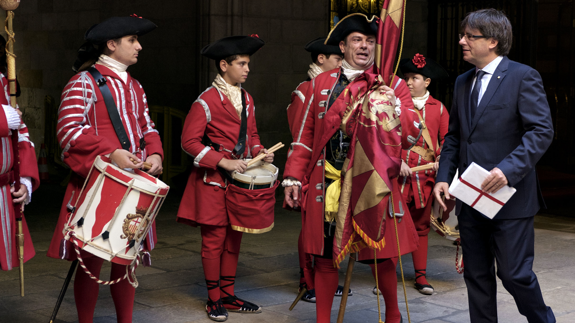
[325,161,341,222]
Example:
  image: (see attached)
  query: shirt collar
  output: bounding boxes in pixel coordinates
[476,55,503,75]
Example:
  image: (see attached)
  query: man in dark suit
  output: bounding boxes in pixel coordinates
[433,9,555,323]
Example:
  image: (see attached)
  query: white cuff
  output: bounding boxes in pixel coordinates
[3,104,20,130]
[20,177,32,205]
[282,178,302,187]
[394,97,402,116]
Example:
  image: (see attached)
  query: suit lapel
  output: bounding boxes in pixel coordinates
[470,57,509,132]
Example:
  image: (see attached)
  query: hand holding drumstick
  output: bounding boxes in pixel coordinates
[248,142,284,166]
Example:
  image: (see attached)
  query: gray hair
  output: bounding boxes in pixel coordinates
[461,8,512,56]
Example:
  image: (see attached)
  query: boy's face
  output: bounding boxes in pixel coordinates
[318,54,343,72]
[221,55,250,85]
[404,72,430,98]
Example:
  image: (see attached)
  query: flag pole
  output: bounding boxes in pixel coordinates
[1,0,24,297]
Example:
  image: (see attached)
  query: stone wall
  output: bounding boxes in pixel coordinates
[401,0,428,62]
[6,0,204,159]
[5,0,427,179]
[201,0,330,173]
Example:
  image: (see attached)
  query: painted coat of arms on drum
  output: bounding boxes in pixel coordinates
[121,207,150,241]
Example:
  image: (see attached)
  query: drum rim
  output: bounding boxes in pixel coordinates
[231,161,278,185]
[95,156,170,195]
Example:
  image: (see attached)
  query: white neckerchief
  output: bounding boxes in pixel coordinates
[341,57,373,82]
[212,74,242,117]
[412,91,430,110]
[307,63,324,79]
[96,54,128,83]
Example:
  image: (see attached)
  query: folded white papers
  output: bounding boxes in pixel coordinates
[448,162,516,219]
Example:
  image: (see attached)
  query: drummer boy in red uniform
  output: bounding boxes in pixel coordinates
[177,35,273,322]
[398,54,449,295]
[47,15,163,323]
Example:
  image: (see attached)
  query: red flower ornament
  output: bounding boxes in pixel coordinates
[249,34,260,38]
[412,53,426,68]
[130,13,142,19]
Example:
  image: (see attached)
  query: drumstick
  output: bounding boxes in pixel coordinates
[410,163,435,172]
[130,158,163,174]
[247,142,284,167]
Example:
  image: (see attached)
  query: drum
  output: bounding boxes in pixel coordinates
[231,160,278,189]
[226,160,279,234]
[65,156,169,265]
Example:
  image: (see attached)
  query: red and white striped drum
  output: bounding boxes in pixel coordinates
[64,156,169,265]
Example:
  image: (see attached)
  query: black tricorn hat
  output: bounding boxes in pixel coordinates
[305,37,342,56]
[85,15,157,44]
[325,13,378,46]
[201,35,265,60]
[399,54,449,80]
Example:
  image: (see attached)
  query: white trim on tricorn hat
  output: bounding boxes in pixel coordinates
[325,13,378,46]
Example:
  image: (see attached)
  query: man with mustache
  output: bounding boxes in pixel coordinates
[434,9,555,322]
[283,14,418,323]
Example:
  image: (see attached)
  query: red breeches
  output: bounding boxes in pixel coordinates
[408,199,433,236]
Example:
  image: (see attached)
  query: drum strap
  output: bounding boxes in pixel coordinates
[233,89,248,157]
[87,67,131,151]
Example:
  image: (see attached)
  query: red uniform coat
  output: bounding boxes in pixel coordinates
[399,95,449,209]
[284,67,418,258]
[177,86,264,227]
[47,64,163,260]
[0,74,40,271]
[287,80,311,140]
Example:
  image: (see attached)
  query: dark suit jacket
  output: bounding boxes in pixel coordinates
[436,56,553,219]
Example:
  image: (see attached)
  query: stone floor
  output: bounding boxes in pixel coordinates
[1,182,574,323]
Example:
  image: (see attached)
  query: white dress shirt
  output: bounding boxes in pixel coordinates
[471,55,504,105]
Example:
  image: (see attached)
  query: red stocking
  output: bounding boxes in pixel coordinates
[314,257,339,323]
[298,230,305,285]
[370,257,401,323]
[203,257,221,302]
[220,227,243,299]
[74,251,104,323]
[298,231,314,288]
[110,263,135,323]
[412,234,429,285]
[201,225,227,302]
